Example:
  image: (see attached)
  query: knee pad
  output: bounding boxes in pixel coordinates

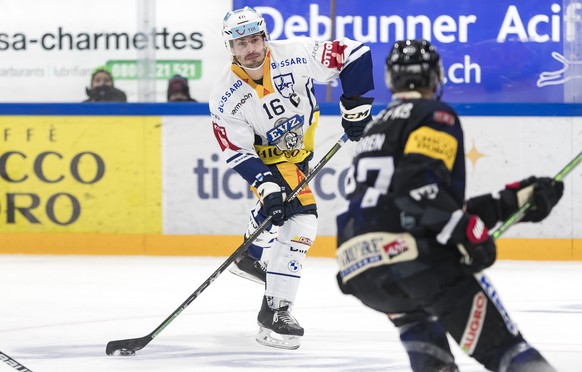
[397,315,457,372]
[265,214,317,302]
[277,213,317,255]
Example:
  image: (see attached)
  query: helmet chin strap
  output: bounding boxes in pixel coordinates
[240,58,266,71]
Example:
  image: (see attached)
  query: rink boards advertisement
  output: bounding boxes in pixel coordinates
[1,0,581,103]
[1,108,581,259]
[0,0,232,103]
[0,115,162,253]
[234,0,582,103]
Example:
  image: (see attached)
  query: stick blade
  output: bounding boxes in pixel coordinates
[106,335,152,356]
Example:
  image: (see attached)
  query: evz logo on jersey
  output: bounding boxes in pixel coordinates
[273,73,295,98]
[266,114,304,150]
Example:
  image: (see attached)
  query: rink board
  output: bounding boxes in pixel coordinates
[1,234,581,261]
[0,103,581,260]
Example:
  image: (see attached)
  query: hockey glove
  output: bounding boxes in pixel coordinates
[257,181,285,226]
[440,212,496,273]
[340,95,374,141]
[499,176,564,222]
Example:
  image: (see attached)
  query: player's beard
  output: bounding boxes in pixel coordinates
[240,49,266,70]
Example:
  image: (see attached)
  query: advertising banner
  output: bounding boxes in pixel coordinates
[162,115,350,236]
[235,0,582,103]
[0,0,231,102]
[0,107,580,259]
[0,116,161,233]
[2,1,581,103]
[162,114,582,239]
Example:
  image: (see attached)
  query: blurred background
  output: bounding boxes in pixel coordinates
[0,0,581,260]
[0,0,580,103]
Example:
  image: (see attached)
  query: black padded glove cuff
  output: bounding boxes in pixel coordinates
[339,95,374,141]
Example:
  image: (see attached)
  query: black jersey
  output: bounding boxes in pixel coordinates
[337,96,467,278]
[359,98,465,202]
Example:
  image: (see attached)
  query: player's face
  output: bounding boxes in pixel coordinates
[232,34,266,69]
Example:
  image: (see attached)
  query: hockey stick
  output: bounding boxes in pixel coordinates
[492,150,582,240]
[474,152,582,321]
[105,134,350,356]
[0,350,33,372]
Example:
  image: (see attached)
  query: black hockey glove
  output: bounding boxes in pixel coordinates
[340,95,374,141]
[444,213,496,273]
[257,180,285,226]
[499,176,564,222]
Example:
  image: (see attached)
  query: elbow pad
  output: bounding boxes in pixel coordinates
[394,183,461,233]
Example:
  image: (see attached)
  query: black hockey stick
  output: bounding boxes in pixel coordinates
[106,133,350,356]
[0,350,33,372]
[492,150,582,240]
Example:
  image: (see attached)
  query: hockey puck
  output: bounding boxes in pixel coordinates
[118,350,135,356]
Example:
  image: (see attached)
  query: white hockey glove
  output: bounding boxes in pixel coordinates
[257,181,285,227]
[340,95,374,142]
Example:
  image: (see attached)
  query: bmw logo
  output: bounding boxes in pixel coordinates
[288,260,300,272]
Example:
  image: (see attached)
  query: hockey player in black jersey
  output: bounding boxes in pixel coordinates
[336,39,564,372]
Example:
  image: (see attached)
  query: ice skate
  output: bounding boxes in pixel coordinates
[229,254,266,284]
[255,296,304,350]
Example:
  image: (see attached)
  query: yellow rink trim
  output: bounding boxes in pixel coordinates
[0,234,581,261]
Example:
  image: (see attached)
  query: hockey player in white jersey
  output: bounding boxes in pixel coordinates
[209,6,374,349]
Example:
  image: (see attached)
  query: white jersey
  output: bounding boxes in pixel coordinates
[209,36,373,186]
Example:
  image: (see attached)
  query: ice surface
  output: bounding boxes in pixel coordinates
[1,255,581,372]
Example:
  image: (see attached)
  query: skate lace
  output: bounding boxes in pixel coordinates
[274,310,297,325]
[254,261,267,274]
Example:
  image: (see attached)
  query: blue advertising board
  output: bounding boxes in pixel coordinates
[234,0,582,103]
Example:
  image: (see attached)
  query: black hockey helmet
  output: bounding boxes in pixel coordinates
[385,39,444,94]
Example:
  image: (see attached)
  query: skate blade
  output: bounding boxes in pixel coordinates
[255,326,301,350]
[228,265,265,285]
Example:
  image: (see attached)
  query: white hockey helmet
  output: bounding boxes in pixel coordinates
[222,6,269,54]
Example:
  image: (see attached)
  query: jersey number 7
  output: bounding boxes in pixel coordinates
[344,156,394,208]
